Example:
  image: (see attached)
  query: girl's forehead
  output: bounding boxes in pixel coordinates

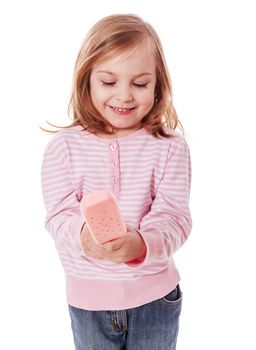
[93,43,156,71]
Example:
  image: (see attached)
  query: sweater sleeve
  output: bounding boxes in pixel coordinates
[41,134,84,251]
[126,135,192,268]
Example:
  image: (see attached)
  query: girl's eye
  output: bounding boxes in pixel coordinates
[102,81,115,86]
[101,81,148,88]
[133,83,148,88]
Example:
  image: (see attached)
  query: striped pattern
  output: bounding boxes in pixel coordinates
[41,125,192,310]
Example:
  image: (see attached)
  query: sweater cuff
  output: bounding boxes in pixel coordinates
[68,216,85,250]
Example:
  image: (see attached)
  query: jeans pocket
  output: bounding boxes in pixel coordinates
[161,284,183,305]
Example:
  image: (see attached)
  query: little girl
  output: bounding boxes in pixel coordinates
[41,13,192,350]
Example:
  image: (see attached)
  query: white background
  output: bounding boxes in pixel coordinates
[0,0,255,349]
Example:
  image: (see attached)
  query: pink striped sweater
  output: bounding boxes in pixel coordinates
[41,125,192,311]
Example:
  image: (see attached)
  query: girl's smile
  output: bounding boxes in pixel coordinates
[108,105,136,116]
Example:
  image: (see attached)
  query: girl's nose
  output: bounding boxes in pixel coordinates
[117,86,134,102]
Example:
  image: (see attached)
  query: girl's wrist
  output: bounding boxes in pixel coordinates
[132,228,147,261]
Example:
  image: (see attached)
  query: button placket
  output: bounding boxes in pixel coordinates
[107,141,120,194]
[110,143,117,152]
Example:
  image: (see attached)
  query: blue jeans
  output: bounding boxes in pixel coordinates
[68,284,182,350]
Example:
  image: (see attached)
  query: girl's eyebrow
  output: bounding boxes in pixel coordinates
[95,70,153,78]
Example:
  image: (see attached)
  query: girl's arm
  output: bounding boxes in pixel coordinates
[41,134,84,251]
[127,135,192,267]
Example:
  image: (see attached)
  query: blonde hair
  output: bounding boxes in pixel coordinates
[45,14,183,138]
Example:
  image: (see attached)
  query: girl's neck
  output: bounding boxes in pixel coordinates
[94,125,143,139]
[91,126,146,141]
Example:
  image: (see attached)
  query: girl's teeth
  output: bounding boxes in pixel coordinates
[113,107,131,112]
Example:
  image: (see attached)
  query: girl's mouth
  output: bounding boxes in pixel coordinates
[110,106,135,112]
[109,105,136,115]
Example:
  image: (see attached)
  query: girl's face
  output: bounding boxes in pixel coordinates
[89,42,156,138]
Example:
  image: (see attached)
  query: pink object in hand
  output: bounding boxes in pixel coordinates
[80,190,127,244]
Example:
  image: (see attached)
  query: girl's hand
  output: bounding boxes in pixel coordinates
[80,225,147,264]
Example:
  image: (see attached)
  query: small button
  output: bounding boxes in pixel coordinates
[112,176,117,184]
[111,162,117,168]
[110,143,117,151]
